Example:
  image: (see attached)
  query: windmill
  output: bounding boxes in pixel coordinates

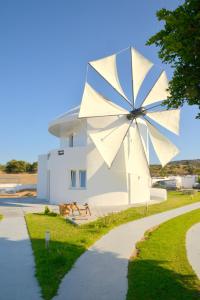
[78,47,180,203]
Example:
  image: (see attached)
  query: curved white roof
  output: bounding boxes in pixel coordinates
[48,106,82,137]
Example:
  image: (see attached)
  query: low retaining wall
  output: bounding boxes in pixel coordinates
[150,187,167,201]
[0,184,36,193]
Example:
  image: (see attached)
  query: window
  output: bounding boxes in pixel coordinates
[79,170,86,188]
[69,134,73,147]
[70,170,76,188]
[58,150,64,155]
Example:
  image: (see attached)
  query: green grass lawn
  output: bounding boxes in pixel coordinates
[127,208,200,300]
[0,214,3,220]
[25,191,200,300]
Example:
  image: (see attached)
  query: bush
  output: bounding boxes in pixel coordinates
[44,206,57,217]
[44,206,50,215]
[0,164,5,172]
[5,160,27,173]
[26,162,38,173]
[4,160,38,174]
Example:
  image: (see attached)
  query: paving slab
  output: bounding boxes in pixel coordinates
[54,202,200,300]
[186,222,200,279]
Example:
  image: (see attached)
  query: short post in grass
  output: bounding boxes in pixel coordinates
[45,230,50,249]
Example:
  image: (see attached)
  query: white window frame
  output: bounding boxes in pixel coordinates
[69,134,74,147]
[69,169,87,190]
[79,170,87,189]
[70,170,76,188]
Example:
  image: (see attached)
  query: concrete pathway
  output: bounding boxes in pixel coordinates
[186,222,200,279]
[0,197,57,300]
[54,202,200,300]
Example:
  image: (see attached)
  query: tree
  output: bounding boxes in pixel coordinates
[0,164,5,172]
[146,0,200,118]
[5,160,27,173]
[27,162,38,173]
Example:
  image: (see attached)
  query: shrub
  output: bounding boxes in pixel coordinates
[4,160,38,174]
[5,160,27,173]
[44,206,57,217]
[44,206,50,215]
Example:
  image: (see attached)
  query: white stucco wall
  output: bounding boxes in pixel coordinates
[60,121,87,148]
[180,176,197,189]
[37,154,48,199]
[150,187,167,201]
[48,147,87,204]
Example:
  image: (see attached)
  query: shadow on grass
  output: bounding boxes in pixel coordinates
[127,259,200,300]
[31,238,86,300]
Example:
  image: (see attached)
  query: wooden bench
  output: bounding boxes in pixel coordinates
[59,202,91,216]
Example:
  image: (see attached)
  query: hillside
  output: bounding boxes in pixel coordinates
[150,159,200,177]
[0,159,199,182]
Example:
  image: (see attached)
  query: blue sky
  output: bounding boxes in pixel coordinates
[0,0,199,164]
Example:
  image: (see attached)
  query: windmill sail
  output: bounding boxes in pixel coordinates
[89,116,131,168]
[145,120,179,167]
[89,53,129,102]
[79,47,181,203]
[127,121,150,177]
[146,108,180,135]
[131,48,153,103]
[142,71,170,107]
[79,83,129,118]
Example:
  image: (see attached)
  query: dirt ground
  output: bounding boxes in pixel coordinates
[0,172,37,198]
[0,172,37,184]
[0,190,37,198]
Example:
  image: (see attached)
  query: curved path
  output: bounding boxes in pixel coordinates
[54,202,200,300]
[186,222,200,279]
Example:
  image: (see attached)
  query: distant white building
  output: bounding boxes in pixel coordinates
[152,175,197,189]
[37,106,166,206]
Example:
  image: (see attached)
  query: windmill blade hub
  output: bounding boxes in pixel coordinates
[127,107,146,120]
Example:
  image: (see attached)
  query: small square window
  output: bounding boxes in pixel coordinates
[70,170,76,188]
[58,150,64,155]
[79,170,86,188]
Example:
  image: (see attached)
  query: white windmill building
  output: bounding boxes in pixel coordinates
[37,47,180,206]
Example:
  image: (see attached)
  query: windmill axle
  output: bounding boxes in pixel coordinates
[127,107,146,120]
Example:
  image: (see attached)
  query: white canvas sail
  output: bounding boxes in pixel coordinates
[131,48,153,102]
[142,71,170,107]
[79,83,129,118]
[89,53,129,101]
[127,121,150,176]
[146,108,180,135]
[89,116,131,167]
[146,120,179,167]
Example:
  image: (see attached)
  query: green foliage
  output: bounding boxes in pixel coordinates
[5,160,27,173]
[44,206,57,217]
[4,160,37,174]
[127,209,200,299]
[150,159,200,177]
[26,191,200,300]
[26,162,38,173]
[44,206,50,215]
[0,164,5,172]
[147,0,200,118]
